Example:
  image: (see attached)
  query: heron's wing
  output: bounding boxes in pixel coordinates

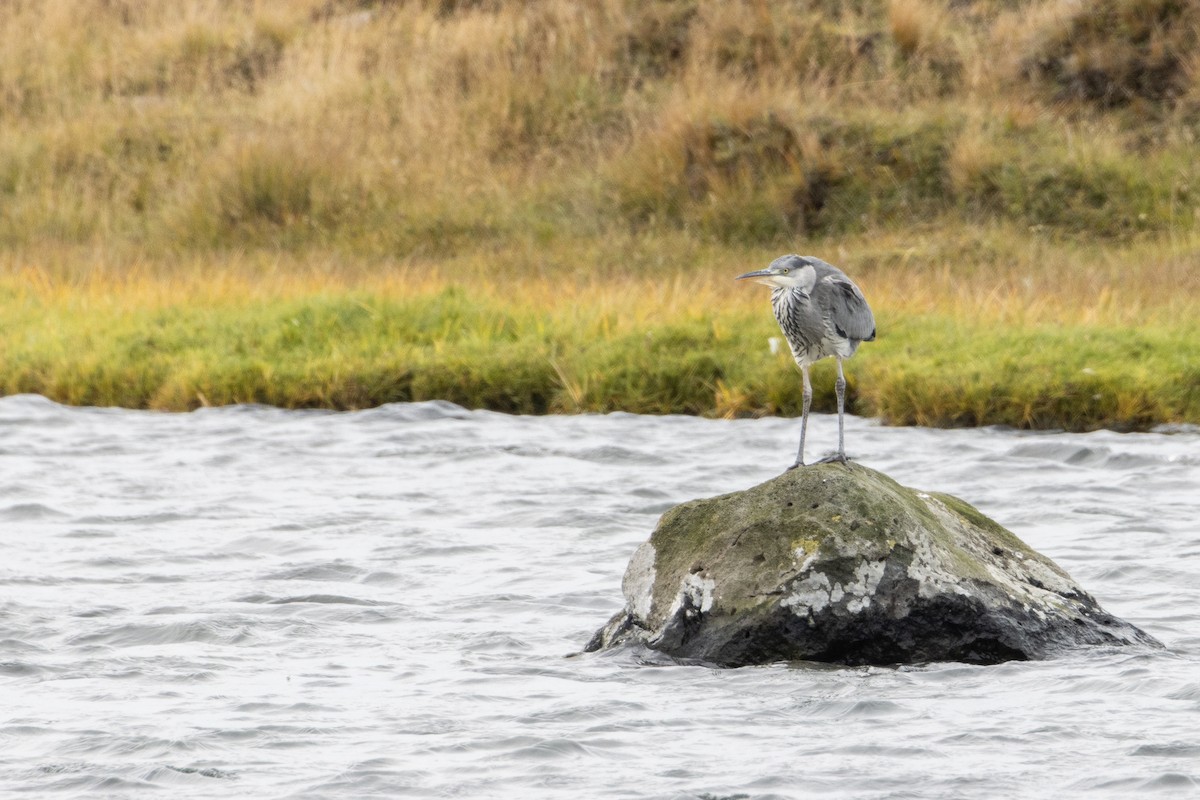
[816,275,876,342]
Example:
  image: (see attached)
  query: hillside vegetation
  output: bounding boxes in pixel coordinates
[1,0,1198,428]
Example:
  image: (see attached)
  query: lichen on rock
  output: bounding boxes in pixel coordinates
[586,463,1160,667]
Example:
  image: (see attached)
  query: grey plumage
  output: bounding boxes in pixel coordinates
[737,254,875,468]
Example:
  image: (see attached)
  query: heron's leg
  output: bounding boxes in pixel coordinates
[834,357,847,460]
[790,364,812,470]
[816,359,850,465]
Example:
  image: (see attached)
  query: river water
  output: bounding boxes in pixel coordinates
[1,394,1197,799]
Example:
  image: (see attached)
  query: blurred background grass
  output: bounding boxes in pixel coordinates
[1,0,1198,428]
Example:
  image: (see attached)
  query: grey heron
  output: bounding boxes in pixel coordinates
[737,254,876,469]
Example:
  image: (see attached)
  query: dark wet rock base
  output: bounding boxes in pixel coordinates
[587,463,1160,667]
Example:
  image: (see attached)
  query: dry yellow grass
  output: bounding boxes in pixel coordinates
[5,224,1197,328]
[887,0,948,57]
[2,0,1196,254]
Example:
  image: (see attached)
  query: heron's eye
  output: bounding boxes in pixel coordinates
[780,268,790,274]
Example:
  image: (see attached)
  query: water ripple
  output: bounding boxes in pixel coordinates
[0,397,1196,799]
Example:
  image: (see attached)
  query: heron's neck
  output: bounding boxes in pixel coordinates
[771,286,808,307]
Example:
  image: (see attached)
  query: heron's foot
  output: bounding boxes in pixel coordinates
[786,460,805,471]
[816,453,850,465]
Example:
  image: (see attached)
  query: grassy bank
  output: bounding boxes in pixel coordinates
[4,231,1198,430]
[2,1,1199,428]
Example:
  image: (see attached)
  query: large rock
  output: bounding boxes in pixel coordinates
[587,463,1159,666]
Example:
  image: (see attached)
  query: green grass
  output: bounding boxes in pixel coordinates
[863,317,1200,430]
[3,275,1196,430]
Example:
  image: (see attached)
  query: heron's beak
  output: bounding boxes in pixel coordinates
[736,268,782,287]
[735,269,774,281]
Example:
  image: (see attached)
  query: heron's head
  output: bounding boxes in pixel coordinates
[735,254,817,292]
